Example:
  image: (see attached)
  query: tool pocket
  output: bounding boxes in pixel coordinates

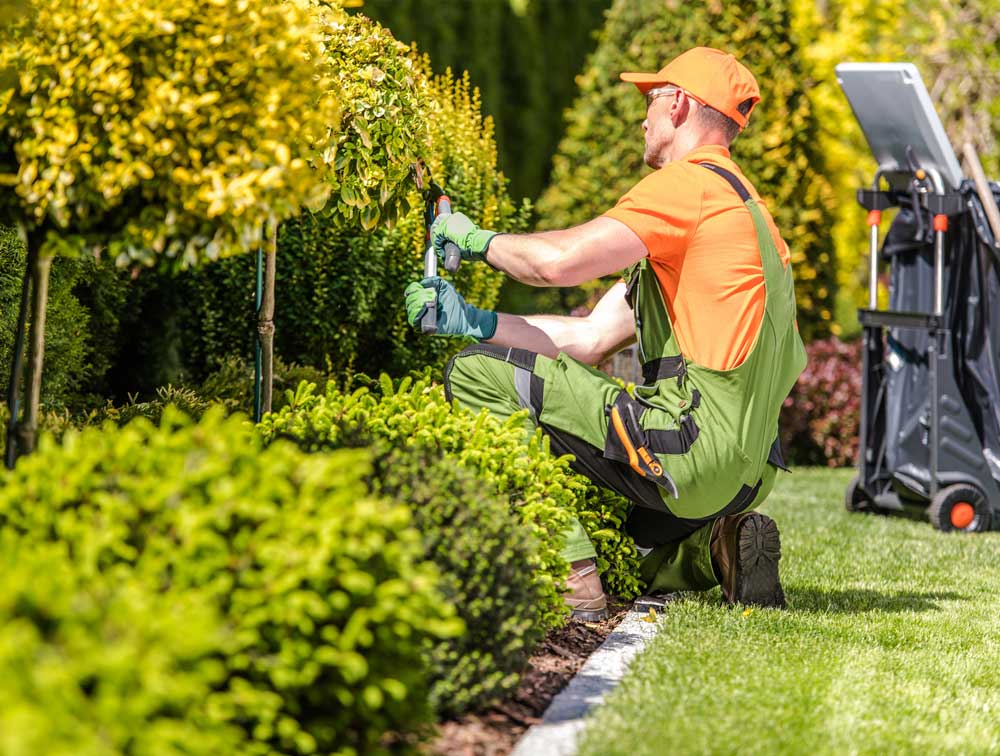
[603,392,681,498]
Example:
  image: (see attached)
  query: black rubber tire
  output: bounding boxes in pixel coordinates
[845,475,874,514]
[927,483,992,533]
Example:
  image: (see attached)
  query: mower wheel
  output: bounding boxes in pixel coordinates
[845,475,874,514]
[928,484,992,533]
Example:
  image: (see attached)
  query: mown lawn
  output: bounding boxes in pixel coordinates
[578,467,1000,756]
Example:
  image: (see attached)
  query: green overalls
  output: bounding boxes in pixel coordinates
[445,164,806,593]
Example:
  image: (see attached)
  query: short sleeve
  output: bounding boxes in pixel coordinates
[602,166,702,266]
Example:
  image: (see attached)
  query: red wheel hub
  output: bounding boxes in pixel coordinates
[950,502,975,529]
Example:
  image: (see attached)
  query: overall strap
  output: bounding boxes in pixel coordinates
[698,161,789,314]
[699,162,751,202]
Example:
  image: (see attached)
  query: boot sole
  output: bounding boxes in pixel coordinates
[570,606,609,622]
[734,513,786,609]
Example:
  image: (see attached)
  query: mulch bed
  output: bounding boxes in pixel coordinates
[427,600,632,756]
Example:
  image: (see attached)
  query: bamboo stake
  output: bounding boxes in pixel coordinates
[962,142,1000,248]
[258,222,278,416]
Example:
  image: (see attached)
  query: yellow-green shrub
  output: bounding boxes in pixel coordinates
[106,18,530,387]
[0,538,247,755]
[792,0,1000,336]
[323,12,429,230]
[0,408,457,755]
[0,0,339,266]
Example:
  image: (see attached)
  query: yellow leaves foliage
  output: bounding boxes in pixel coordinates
[0,0,342,268]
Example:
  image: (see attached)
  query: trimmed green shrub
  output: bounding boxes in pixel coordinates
[271,420,551,716]
[536,0,838,340]
[387,445,547,716]
[0,408,458,755]
[260,375,573,629]
[0,537,247,756]
[260,373,646,611]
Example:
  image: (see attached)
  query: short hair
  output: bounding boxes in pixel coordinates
[693,97,755,143]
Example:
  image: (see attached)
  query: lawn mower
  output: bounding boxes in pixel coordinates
[837,62,1000,532]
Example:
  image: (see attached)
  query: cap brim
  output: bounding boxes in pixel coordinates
[619,72,668,94]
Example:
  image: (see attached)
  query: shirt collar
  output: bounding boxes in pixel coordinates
[682,144,732,163]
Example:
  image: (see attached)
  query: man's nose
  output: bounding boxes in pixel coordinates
[642,118,648,132]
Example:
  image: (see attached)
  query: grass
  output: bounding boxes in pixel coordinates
[577,467,1000,756]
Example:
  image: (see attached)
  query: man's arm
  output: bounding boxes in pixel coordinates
[485,280,636,363]
[486,216,649,287]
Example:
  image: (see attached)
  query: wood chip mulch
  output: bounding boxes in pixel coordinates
[427,600,631,756]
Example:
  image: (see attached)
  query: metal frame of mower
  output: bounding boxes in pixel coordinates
[848,169,1000,533]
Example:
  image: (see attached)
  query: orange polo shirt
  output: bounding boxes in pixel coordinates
[603,144,791,371]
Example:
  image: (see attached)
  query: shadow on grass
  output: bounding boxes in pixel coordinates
[789,586,968,614]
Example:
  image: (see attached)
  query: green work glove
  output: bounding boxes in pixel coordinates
[405,276,498,340]
[431,211,498,263]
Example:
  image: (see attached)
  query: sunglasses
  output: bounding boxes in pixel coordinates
[645,86,679,110]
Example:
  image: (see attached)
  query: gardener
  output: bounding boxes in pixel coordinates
[405,47,806,619]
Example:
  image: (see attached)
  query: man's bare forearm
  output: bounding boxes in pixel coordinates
[486,308,635,365]
[484,217,649,288]
[484,312,594,361]
[485,231,576,287]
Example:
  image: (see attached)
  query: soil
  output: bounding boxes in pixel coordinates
[427,600,631,756]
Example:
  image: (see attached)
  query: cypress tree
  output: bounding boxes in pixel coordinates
[358,0,611,201]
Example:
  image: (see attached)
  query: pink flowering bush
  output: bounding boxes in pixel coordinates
[781,336,862,467]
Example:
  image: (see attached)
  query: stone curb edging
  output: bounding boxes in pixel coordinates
[510,604,667,756]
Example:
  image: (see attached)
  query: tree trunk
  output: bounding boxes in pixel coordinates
[258,222,278,416]
[17,247,52,456]
[5,231,35,469]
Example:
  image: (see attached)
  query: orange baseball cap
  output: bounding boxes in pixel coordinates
[620,47,760,128]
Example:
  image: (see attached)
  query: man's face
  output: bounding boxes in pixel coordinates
[641,85,679,169]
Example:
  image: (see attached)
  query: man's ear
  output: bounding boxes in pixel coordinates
[670,89,693,126]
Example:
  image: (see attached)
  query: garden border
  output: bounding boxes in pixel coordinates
[510,597,674,756]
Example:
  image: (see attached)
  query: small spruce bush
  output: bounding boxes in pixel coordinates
[260,373,647,614]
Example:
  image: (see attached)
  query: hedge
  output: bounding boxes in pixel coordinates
[536,0,838,340]
[0,408,458,755]
[0,226,89,408]
[104,15,529,393]
[0,538,247,756]
[260,373,646,610]
[0,225,133,408]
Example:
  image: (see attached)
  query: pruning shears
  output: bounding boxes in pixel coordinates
[412,160,461,334]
